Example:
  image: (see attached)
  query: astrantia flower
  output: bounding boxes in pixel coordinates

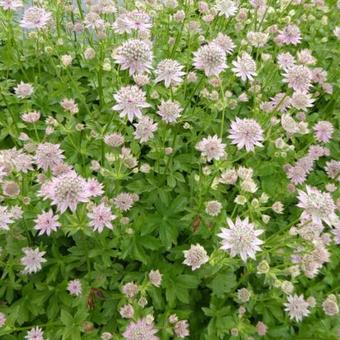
[114,192,136,211]
[60,98,79,114]
[133,116,158,143]
[205,200,222,216]
[104,133,125,147]
[86,178,104,197]
[0,312,6,327]
[157,100,182,123]
[283,65,312,93]
[87,203,116,233]
[214,0,237,18]
[20,6,51,30]
[228,118,264,152]
[174,320,190,338]
[287,166,307,185]
[67,279,82,296]
[0,0,22,11]
[193,43,227,77]
[297,49,316,65]
[313,121,334,143]
[155,59,185,87]
[284,295,310,322]
[21,111,40,123]
[123,318,159,340]
[218,217,264,261]
[34,143,64,171]
[126,10,152,32]
[39,171,90,213]
[0,206,14,230]
[322,295,339,316]
[196,135,226,161]
[325,160,340,181]
[211,33,235,54]
[84,12,104,29]
[277,24,301,45]
[183,244,209,270]
[297,186,337,226]
[232,52,256,81]
[149,270,162,287]
[14,81,33,98]
[122,282,138,298]
[113,85,150,122]
[277,52,296,71]
[114,10,151,34]
[21,247,46,274]
[25,327,44,340]
[3,181,20,197]
[290,91,314,111]
[247,31,269,48]
[120,304,134,319]
[114,39,153,75]
[34,210,60,236]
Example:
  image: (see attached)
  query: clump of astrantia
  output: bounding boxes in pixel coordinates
[218,217,264,261]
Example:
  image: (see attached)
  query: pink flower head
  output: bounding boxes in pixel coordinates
[34,143,64,171]
[313,121,334,143]
[0,206,14,230]
[87,203,116,233]
[114,39,153,75]
[283,65,312,93]
[218,217,264,262]
[20,6,51,30]
[196,135,226,161]
[232,52,256,81]
[25,327,44,340]
[21,111,41,123]
[67,279,82,296]
[277,24,301,45]
[113,85,150,122]
[155,59,185,88]
[193,43,227,77]
[229,118,264,152]
[123,318,159,340]
[14,81,33,98]
[39,171,90,213]
[21,247,46,274]
[34,210,60,236]
[133,116,158,143]
[86,178,104,197]
[297,186,337,226]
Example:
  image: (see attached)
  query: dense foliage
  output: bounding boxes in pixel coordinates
[0,0,339,339]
